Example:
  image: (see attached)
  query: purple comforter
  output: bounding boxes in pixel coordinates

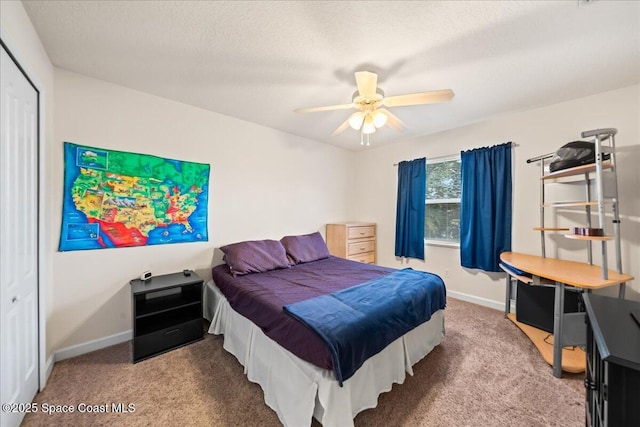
[211,256,394,370]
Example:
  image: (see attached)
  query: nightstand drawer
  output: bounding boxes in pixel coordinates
[348,226,375,240]
[348,252,375,264]
[134,318,202,362]
[348,240,375,255]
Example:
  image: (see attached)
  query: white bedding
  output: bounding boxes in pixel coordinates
[204,279,445,427]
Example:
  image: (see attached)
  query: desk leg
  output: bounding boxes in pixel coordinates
[552,281,565,378]
[504,276,511,318]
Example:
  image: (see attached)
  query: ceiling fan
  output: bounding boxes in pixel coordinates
[294,71,454,145]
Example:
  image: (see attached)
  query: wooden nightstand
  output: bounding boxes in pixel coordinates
[130,271,204,363]
[326,222,376,264]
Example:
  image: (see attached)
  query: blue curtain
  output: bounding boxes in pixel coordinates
[460,142,512,272]
[395,158,426,260]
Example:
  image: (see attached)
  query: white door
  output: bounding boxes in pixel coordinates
[0,43,40,427]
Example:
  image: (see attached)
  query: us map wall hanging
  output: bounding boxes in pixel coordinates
[59,142,210,251]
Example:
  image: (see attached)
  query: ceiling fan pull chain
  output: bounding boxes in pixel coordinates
[359,130,371,146]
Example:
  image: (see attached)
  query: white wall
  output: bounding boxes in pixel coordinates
[0,0,56,370]
[353,85,640,305]
[51,68,354,351]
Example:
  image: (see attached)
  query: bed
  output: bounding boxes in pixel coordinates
[203,235,446,426]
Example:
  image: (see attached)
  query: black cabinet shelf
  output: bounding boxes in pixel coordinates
[135,300,200,320]
[130,271,204,363]
[135,289,201,319]
[584,294,640,427]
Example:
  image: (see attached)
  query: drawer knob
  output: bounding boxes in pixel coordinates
[360,247,365,250]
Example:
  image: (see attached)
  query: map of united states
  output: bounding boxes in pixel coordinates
[59,143,210,251]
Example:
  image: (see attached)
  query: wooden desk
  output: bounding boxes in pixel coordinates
[499,252,633,378]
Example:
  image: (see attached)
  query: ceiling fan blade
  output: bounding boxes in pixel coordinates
[331,117,352,136]
[383,89,454,107]
[294,103,354,113]
[378,108,407,131]
[355,71,378,99]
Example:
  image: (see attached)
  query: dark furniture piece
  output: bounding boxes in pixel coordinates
[130,271,203,363]
[516,280,581,333]
[583,294,640,427]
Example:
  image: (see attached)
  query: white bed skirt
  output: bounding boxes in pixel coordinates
[204,280,445,427]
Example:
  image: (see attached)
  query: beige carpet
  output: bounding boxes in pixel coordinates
[23,297,584,426]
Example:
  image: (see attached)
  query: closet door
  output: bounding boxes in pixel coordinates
[0,43,40,427]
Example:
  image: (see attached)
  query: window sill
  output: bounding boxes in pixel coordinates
[425,240,460,248]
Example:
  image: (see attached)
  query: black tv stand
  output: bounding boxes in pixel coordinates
[583,294,640,426]
[130,271,204,363]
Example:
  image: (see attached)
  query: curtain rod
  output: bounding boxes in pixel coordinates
[393,142,519,166]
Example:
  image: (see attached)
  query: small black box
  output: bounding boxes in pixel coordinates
[516,281,582,333]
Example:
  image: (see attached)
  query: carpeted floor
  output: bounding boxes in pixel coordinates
[22,297,584,426]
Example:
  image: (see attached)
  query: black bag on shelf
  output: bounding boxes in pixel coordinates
[549,140,610,173]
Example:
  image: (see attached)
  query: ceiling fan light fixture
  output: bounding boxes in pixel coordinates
[372,110,387,128]
[362,114,376,134]
[348,112,365,130]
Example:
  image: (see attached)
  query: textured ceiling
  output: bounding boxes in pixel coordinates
[22,1,640,151]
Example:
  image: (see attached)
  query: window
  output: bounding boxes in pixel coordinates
[425,156,461,245]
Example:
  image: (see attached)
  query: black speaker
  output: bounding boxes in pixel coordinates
[516,281,582,333]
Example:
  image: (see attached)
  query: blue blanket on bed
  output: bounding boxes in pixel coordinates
[283,268,446,386]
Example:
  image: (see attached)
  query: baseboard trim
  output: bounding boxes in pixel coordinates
[55,330,132,362]
[448,290,512,312]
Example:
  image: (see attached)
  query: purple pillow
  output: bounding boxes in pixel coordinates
[280,232,330,264]
[220,239,290,277]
